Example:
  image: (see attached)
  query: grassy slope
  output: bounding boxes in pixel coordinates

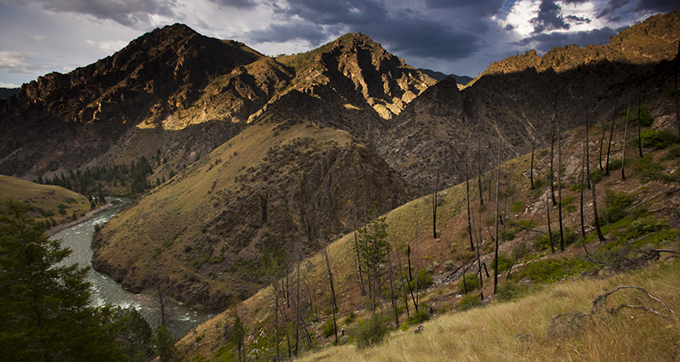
[297,261,680,362]
[180,117,680,360]
[0,175,91,224]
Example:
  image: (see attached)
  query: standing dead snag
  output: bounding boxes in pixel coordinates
[432,170,440,239]
[622,95,631,181]
[637,93,644,158]
[493,140,501,294]
[605,98,618,176]
[323,243,338,343]
[591,178,606,242]
[557,99,565,252]
[465,160,475,252]
[530,137,536,190]
[550,90,558,206]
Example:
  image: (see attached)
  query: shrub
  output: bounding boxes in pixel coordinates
[444,260,454,270]
[533,228,579,251]
[533,178,545,189]
[496,281,526,302]
[491,253,513,273]
[500,228,516,241]
[344,311,356,325]
[608,158,623,170]
[600,191,634,225]
[457,272,479,294]
[354,314,389,349]
[511,201,525,213]
[459,293,482,311]
[406,308,429,325]
[519,258,594,283]
[322,319,335,338]
[410,268,433,290]
[590,168,605,183]
[632,129,679,149]
[664,146,680,160]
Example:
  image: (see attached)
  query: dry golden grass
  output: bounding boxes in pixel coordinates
[0,175,91,224]
[297,261,680,362]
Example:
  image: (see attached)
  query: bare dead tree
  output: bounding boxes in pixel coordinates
[477,127,484,206]
[493,140,501,294]
[591,178,606,242]
[550,90,558,206]
[605,98,619,176]
[323,243,338,344]
[546,186,555,254]
[432,170,440,239]
[637,92,644,158]
[622,95,631,181]
[351,207,366,296]
[465,159,475,251]
[394,249,410,318]
[388,253,399,326]
[580,138,588,241]
[557,100,565,252]
[530,136,536,189]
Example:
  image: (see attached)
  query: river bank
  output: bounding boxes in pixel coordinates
[46,202,116,236]
[49,198,214,337]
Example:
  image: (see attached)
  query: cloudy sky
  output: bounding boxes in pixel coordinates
[0,0,676,88]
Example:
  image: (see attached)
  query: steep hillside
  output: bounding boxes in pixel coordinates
[0,175,91,226]
[178,114,680,360]
[378,8,680,196]
[0,24,266,180]
[92,112,412,308]
[83,31,436,308]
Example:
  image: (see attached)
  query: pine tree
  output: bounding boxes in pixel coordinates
[356,203,391,313]
[0,198,126,362]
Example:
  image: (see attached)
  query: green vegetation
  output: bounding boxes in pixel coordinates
[632,129,679,149]
[457,272,480,294]
[354,314,389,349]
[519,258,595,283]
[458,293,482,311]
[41,156,161,196]
[0,199,127,361]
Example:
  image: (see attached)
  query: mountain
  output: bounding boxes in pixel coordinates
[84,31,436,308]
[417,68,473,85]
[0,88,19,99]
[378,7,680,196]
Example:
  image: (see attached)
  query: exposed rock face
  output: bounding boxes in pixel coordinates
[0,24,265,177]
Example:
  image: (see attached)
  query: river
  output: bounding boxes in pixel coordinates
[51,198,214,337]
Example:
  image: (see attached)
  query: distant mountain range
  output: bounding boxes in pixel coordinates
[0,88,19,99]
[417,69,473,85]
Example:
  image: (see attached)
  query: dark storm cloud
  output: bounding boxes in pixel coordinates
[246,22,334,44]
[634,0,680,13]
[597,0,633,19]
[208,0,257,9]
[248,0,481,61]
[424,0,505,16]
[23,0,178,28]
[517,26,618,52]
[530,0,570,34]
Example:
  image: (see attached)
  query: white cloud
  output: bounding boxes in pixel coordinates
[0,51,39,73]
[496,0,541,38]
[85,39,129,54]
[0,82,19,88]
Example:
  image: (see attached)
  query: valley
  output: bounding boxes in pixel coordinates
[1,6,680,362]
